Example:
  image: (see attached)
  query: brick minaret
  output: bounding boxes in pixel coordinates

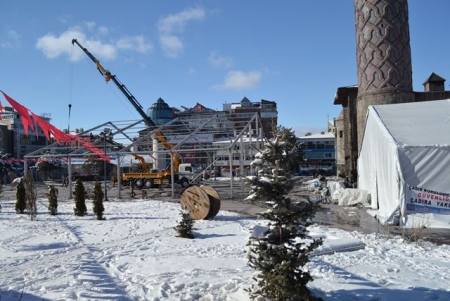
[355,0,414,150]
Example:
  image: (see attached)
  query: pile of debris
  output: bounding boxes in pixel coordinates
[296,176,371,208]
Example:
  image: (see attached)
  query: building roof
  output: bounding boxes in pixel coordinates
[298,132,334,140]
[333,85,358,105]
[422,72,445,85]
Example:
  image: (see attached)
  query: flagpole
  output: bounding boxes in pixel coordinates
[68,103,72,198]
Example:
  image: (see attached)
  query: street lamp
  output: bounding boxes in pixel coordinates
[99,128,114,202]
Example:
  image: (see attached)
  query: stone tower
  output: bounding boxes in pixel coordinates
[355,0,415,150]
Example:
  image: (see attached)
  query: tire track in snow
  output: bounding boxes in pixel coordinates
[1,199,133,300]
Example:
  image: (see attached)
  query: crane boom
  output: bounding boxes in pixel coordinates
[71,38,155,128]
[71,38,180,169]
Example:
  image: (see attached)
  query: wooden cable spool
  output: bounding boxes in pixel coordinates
[180,185,221,220]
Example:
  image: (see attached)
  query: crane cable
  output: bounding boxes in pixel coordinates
[78,50,141,122]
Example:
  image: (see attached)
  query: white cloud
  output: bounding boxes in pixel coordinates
[212,70,262,90]
[159,35,184,58]
[98,26,109,35]
[35,24,152,62]
[157,7,205,34]
[84,21,96,31]
[116,35,153,54]
[208,51,233,69]
[157,7,205,57]
[1,29,21,49]
[36,27,117,62]
[57,15,71,24]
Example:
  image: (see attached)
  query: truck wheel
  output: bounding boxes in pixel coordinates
[179,178,189,188]
[135,179,143,189]
[144,179,153,188]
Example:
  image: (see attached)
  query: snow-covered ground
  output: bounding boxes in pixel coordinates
[1,196,450,301]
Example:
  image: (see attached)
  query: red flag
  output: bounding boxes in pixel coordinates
[1,91,35,136]
[71,135,110,162]
[31,113,51,141]
[83,143,110,162]
[48,123,72,144]
[0,90,109,162]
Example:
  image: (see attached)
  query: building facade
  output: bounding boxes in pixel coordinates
[142,97,277,172]
[0,106,51,159]
[223,97,277,138]
[297,131,335,176]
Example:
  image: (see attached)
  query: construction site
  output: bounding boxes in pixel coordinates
[18,39,271,205]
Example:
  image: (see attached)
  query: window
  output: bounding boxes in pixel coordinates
[316,143,325,149]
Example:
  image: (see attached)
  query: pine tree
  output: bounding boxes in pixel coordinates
[246,127,323,301]
[73,178,87,216]
[92,181,105,220]
[174,210,196,239]
[48,185,58,215]
[15,179,26,214]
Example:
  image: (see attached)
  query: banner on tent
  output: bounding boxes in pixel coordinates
[406,185,450,215]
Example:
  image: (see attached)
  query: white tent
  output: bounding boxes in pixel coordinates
[358,99,450,228]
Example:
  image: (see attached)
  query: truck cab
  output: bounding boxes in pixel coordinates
[176,163,202,187]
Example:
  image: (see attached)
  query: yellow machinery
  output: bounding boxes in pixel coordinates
[72,39,196,188]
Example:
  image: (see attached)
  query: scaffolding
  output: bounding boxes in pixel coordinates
[24,112,265,199]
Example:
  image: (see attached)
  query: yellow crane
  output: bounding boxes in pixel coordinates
[72,39,197,189]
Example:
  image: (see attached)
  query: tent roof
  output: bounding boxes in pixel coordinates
[370,99,450,146]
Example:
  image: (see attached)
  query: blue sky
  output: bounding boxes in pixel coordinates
[1,1,450,137]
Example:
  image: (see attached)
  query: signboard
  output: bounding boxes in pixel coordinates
[166,134,214,144]
[406,185,450,215]
[303,149,335,160]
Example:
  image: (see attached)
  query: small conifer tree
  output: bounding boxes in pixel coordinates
[73,178,87,216]
[92,181,105,220]
[174,210,196,239]
[15,179,26,214]
[245,126,323,301]
[23,173,38,221]
[48,185,58,215]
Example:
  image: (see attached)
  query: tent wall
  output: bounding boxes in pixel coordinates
[359,102,450,228]
[358,107,402,223]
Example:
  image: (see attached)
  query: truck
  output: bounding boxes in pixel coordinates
[72,39,200,188]
[121,153,202,189]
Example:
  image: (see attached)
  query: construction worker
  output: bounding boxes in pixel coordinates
[130,178,136,197]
